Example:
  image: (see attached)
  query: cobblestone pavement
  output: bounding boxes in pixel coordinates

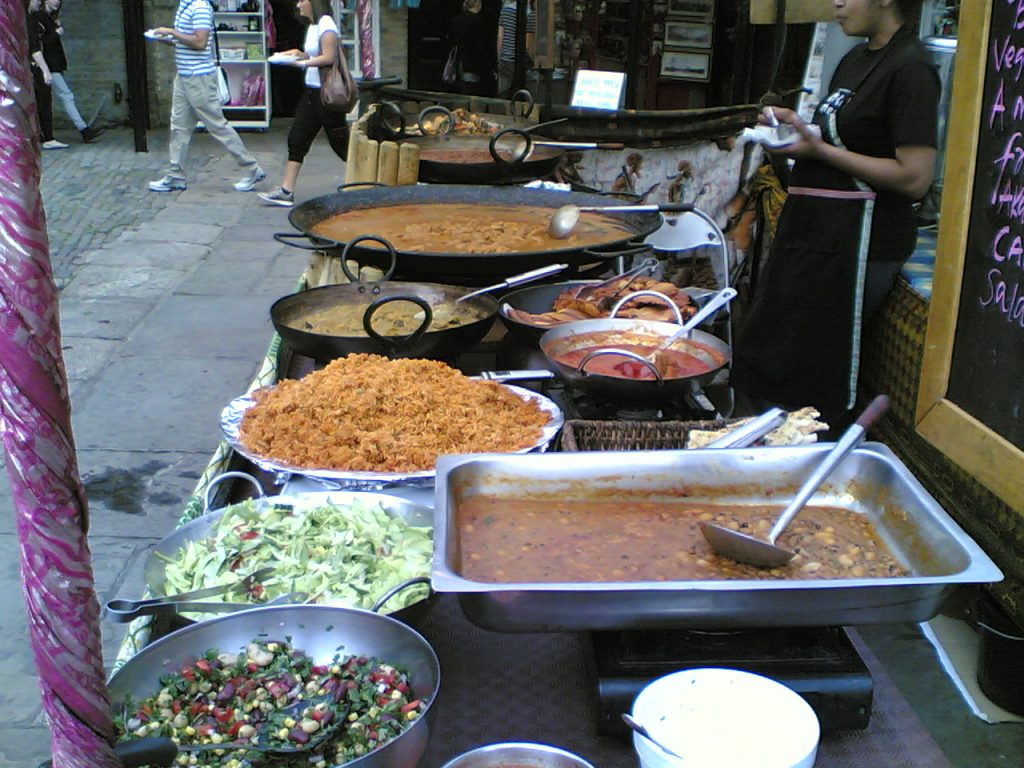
[40,129,211,286]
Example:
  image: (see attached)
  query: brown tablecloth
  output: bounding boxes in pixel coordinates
[408,595,952,768]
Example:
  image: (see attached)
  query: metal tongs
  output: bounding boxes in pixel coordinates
[105,567,307,622]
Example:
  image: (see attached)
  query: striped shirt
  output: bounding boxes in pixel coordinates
[174,0,216,77]
[498,3,535,63]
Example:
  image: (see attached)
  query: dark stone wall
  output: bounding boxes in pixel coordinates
[53,0,218,129]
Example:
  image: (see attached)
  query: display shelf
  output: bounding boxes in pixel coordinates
[214,2,270,128]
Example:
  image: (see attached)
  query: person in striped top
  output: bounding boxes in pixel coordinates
[496,0,535,98]
[148,0,265,193]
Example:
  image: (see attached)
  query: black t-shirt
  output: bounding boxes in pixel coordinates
[28,11,68,73]
[791,29,940,260]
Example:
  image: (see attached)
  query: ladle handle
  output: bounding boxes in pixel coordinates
[655,287,737,353]
[578,203,694,214]
[767,395,890,543]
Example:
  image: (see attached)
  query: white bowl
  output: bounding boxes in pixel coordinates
[439,743,596,768]
[631,667,820,768]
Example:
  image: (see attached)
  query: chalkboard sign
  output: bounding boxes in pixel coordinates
[945,0,1024,450]
[918,0,1024,512]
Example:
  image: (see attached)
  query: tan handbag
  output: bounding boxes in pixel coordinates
[750,0,835,24]
[319,45,358,113]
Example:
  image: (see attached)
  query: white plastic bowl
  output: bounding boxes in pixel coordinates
[631,667,820,768]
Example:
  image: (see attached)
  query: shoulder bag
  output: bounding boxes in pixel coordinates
[319,42,358,114]
[211,24,231,105]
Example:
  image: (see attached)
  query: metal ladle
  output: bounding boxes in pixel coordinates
[549,203,694,239]
[699,394,891,568]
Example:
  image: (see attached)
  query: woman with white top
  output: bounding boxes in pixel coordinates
[260,0,349,206]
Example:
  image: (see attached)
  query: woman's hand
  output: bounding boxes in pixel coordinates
[763,109,826,161]
[279,48,303,57]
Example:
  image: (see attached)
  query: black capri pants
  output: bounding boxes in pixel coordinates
[288,86,350,163]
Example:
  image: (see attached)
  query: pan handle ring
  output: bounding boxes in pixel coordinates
[377,100,407,140]
[490,127,533,170]
[203,471,266,514]
[370,577,432,614]
[362,294,433,353]
[577,348,665,384]
[273,231,327,251]
[418,104,455,135]
[341,234,398,282]
[510,88,535,118]
[608,290,684,325]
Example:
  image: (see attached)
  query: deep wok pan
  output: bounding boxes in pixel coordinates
[540,317,731,403]
[279,185,672,281]
[272,279,498,363]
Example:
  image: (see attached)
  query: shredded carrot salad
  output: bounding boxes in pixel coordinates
[239,354,550,472]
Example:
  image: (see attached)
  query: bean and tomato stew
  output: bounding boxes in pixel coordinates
[457,497,908,581]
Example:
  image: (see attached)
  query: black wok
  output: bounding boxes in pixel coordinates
[404,132,565,184]
[272,270,498,364]
[539,317,731,403]
[279,185,667,282]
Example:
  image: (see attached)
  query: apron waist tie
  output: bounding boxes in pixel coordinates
[788,186,876,201]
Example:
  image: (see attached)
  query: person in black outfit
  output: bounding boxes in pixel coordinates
[731,0,939,433]
[447,0,493,97]
[27,0,64,149]
[42,0,103,143]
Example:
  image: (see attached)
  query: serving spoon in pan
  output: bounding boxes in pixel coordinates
[549,202,693,239]
[699,395,890,568]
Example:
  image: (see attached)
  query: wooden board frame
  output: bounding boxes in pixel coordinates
[916,0,1024,513]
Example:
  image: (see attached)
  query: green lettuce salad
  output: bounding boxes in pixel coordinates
[159,498,433,612]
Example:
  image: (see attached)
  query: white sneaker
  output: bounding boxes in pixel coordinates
[42,139,69,150]
[234,165,266,192]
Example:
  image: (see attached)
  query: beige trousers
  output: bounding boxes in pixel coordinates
[166,72,257,179]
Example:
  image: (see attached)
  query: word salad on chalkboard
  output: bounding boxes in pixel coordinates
[946,0,1024,450]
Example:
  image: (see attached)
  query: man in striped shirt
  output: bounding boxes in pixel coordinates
[148,0,265,193]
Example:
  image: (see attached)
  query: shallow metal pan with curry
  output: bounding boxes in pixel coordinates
[281,185,663,281]
[432,446,1004,631]
[269,236,494,363]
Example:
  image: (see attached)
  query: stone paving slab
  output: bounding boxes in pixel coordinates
[59,264,193,301]
[70,354,259,454]
[58,297,154,341]
[79,241,210,269]
[119,294,276,361]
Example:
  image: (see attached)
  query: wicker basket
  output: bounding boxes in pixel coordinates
[560,418,742,452]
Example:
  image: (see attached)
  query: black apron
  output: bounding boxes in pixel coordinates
[733,30,915,413]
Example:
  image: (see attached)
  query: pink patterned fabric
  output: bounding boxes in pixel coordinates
[0,4,119,766]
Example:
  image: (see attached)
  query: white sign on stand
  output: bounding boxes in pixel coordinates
[570,69,626,110]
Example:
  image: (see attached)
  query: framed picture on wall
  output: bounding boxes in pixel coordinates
[660,48,711,81]
[664,20,713,48]
[667,0,715,20]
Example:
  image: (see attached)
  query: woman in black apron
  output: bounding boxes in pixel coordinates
[732,0,940,431]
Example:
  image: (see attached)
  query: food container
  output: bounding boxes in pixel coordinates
[432,444,1003,631]
[142,490,434,618]
[107,605,440,768]
[631,668,819,768]
[440,742,597,768]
